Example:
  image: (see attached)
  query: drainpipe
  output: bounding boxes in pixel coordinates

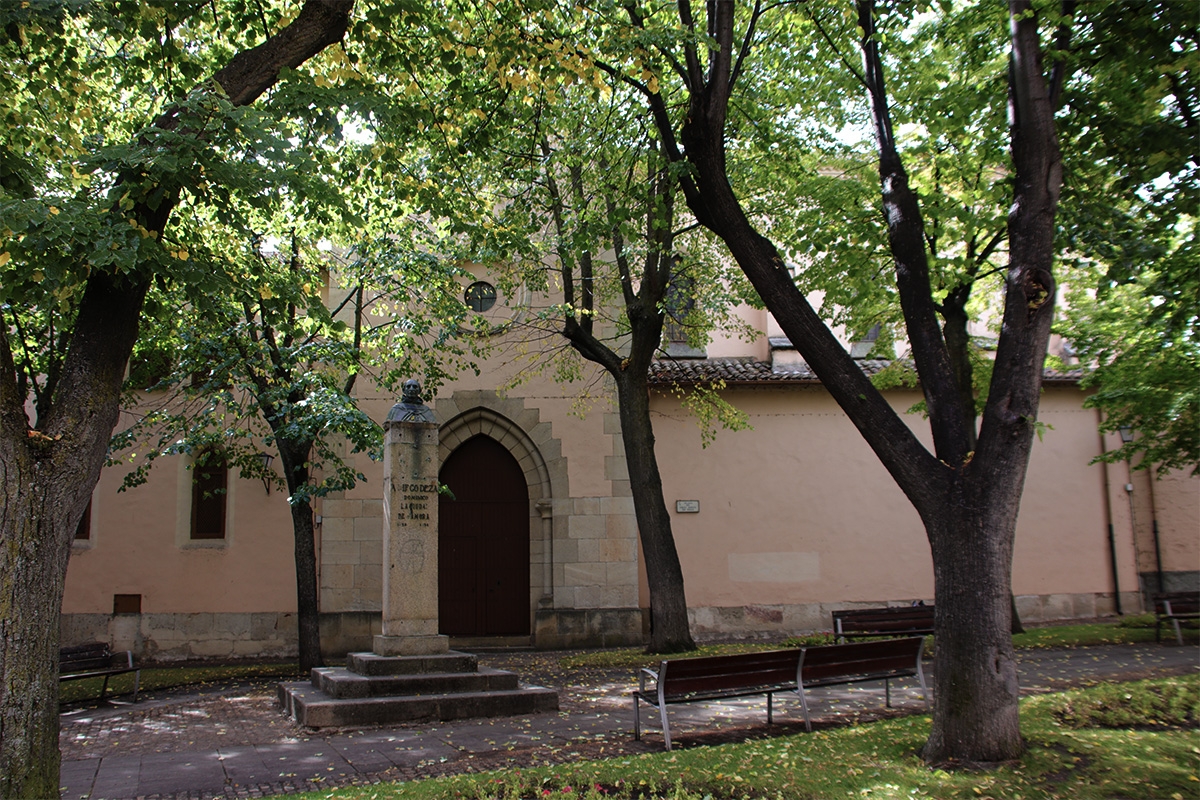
[1119,425,1149,603]
[1146,464,1165,593]
[1097,410,1123,615]
[1124,478,1139,599]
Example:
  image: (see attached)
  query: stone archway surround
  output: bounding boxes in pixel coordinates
[435,394,566,631]
[434,392,643,649]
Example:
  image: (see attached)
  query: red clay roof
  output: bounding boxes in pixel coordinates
[648,356,1084,387]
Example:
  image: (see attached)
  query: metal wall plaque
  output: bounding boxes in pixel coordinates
[675,500,700,513]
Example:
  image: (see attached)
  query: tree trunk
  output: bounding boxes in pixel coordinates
[0,4,352,793]
[0,479,71,800]
[545,148,697,653]
[277,437,324,672]
[643,0,1059,764]
[290,496,324,672]
[0,273,147,800]
[921,477,1024,764]
[614,375,696,653]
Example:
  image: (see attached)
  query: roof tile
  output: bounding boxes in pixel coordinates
[649,357,1083,387]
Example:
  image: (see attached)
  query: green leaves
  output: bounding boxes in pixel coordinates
[1054,1,1198,476]
[1060,263,1199,476]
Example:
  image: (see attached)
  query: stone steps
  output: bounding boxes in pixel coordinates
[278,649,558,728]
[279,680,558,728]
[347,651,479,676]
[311,665,521,698]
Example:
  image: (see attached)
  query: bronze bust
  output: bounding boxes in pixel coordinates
[387,379,436,424]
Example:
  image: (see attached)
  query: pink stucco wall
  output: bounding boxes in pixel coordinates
[63,416,299,615]
[649,384,1157,611]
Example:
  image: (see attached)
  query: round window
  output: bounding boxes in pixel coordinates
[464,281,497,312]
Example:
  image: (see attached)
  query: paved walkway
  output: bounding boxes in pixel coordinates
[59,643,1198,799]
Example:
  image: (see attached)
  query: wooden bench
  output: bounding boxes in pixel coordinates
[633,649,801,750]
[1152,592,1199,645]
[631,638,928,750]
[832,605,935,642]
[796,637,928,732]
[59,642,141,703]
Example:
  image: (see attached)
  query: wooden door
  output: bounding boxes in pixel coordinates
[438,435,530,635]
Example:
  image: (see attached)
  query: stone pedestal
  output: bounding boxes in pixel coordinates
[374,417,448,656]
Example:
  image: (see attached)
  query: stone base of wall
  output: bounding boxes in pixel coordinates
[688,592,1144,640]
[62,609,645,660]
[60,612,299,662]
[534,608,643,649]
[323,609,648,654]
[1139,571,1200,596]
[1014,591,1143,622]
[322,609,647,654]
[319,611,382,657]
[67,592,1144,658]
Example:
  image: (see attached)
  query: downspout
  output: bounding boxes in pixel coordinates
[1096,409,1123,615]
[1146,463,1165,593]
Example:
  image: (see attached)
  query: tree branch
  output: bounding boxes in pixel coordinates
[857,0,972,463]
[976,0,1061,462]
[1047,0,1076,110]
[540,139,580,325]
[342,284,363,396]
[729,0,764,93]
[673,0,707,91]
[705,0,736,125]
[805,3,869,90]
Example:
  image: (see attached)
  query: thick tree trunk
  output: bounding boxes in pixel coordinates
[0,481,71,799]
[0,274,147,800]
[921,478,1024,764]
[0,4,351,794]
[614,375,695,653]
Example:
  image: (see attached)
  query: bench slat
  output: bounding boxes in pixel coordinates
[658,650,800,699]
[801,639,922,678]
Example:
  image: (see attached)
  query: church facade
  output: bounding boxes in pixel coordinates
[60,289,1200,660]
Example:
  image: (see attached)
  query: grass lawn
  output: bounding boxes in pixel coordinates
[296,674,1199,800]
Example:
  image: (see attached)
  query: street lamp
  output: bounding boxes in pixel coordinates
[258,452,274,495]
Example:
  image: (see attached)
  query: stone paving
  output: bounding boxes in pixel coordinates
[59,643,1199,799]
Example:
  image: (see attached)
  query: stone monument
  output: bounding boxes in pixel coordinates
[278,380,557,727]
[374,379,447,656]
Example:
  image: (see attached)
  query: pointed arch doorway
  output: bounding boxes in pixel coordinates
[438,435,531,636]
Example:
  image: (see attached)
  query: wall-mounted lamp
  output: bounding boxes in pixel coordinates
[1118,426,1135,444]
[258,452,275,495]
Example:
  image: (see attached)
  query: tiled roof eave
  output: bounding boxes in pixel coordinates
[648,357,1085,388]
